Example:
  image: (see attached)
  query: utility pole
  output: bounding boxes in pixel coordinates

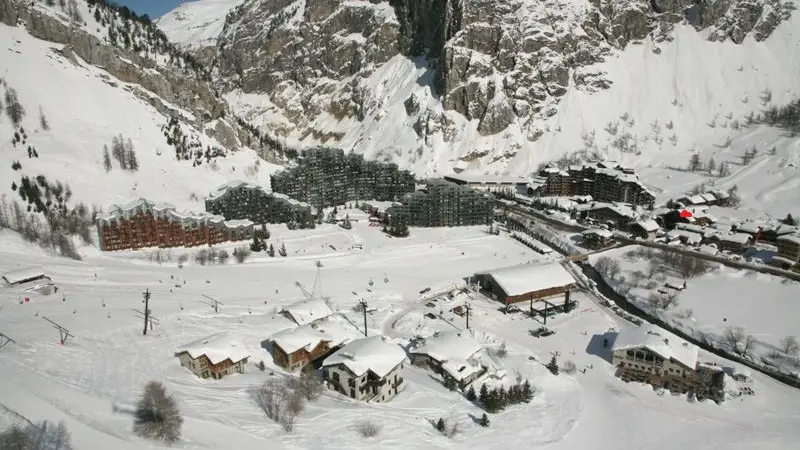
[142,288,151,336]
[464,303,472,330]
[359,298,369,337]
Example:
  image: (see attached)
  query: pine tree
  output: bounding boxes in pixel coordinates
[4,88,25,126]
[133,381,183,444]
[250,235,263,252]
[279,243,287,257]
[479,413,490,427]
[522,380,533,402]
[707,157,716,173]
[547,355,559,375]
[103,145,112,172]
[498,386,507,408]
[688,153,701,172]
[783,213,796,226]
[39,107,50,130]
[718,161,729,177]
[127,139,139,171]
[268,243,275,257]
[436,418,445,432]
[466,385,476,401]
[479,383,488,406]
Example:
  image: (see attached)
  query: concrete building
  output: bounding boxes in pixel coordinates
[175,335,250,380]
[321,336,407,403]
[205,181,317,228]
[774,234,800,269]
[630,219,660,240]
[387,179,492,227]
[611,326,724,402]
[442,174,529,194]
[474,262,576,305]
[576,202,640,230]
[270,148,415,208]
[97,198,254,251]
[530,162,655,207]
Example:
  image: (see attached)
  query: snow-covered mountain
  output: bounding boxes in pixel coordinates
[0,0,289,257]
[157,0,245,64]
[161,0,800,179]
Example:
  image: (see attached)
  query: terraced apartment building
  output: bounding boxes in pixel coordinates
[529,162,655,207]
[270,148,415,208]
[387,179,492,227]
[97,198,254,251]
[205,181,317,228]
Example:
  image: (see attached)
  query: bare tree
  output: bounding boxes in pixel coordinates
[741,334,757,357]
[645,261,660,278]
[0,420,73,450]
[630,270,646,286]
[723,326,745,350]
[354,420,382,438]
[562,360,577,375]
[780,336,799,357]
[660,291,680,309]
[133,381,183,444]
[255,378,304,432]
[292,370,323,401]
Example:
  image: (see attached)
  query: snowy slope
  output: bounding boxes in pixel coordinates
[0,23,278,216]
[2,226,800,449]
[157,0,245,49]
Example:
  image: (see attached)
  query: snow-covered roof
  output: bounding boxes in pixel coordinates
[475,262,575,297]
[270,324,346,355]
[612,325,698,370]
[2,266,48,284]
[699,193,717,202]
[443,174,529,184]
[441,359,483,382]
[697,244,718,255]
[207,180,259,199]
[583,228,613,238]
[322,336,407,378]
[777,234,800,245]
[281,299,334,326]
[635,219,660,232]
[408,331,481,363]
[579,202,640,219]
[675,223,706,234]
[224,219,254,229]
[736,222,763,234]
[715,233,752,245]
[177,334,250,365]
[666,229,703,245]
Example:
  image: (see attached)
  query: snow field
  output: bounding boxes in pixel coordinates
[2,224,800,449]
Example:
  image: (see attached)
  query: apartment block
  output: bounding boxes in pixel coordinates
[387,179,492,227]
[97,199,254,251]
[270,148,416,208]
[205,181,317,228]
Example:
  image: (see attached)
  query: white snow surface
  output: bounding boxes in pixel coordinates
[476,261,575,296]
[408,330,481,362]
[321,335,407,378]
[612,324,699,369]
[179,333,251,364]
[1,266,47,285]
[157,0,246,49]
[270,323,347,355]
[1,226,800,449]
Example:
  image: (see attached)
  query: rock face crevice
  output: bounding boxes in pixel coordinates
[210,0,793,139]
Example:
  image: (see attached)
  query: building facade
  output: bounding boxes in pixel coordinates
[530,162,655,207]
[774,234,800,268]
[97,199,254,251]
[611,327,724,402]
[387,179,492,227]
[321,336,407,403]
[270,148,416,208]
[205,181,317,228]
[175,336,251,380]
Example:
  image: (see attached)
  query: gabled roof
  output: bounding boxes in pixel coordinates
[714,232,752,244]
[475,262,575,297]
[322,336,407,378]
[635,219,660,232]
[408,331,481,363]
[177,334,250,365]
[612,325,698,370]
[270,324,346,355]
[583,228,614,238]
[281,299,334,326]
[2,266,48,284]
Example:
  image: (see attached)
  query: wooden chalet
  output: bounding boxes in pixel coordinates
[175,335,250,379]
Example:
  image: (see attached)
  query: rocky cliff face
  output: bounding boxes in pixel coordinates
[214,0,794,146]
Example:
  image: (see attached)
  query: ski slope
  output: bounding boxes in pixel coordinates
[1,224,800,449]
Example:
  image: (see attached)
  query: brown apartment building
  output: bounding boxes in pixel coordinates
[97,198,254,251]
[531,162,655,207]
